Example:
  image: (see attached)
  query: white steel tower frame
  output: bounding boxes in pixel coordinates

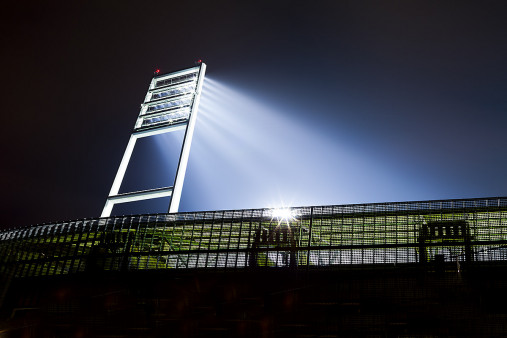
[101,63,206,217]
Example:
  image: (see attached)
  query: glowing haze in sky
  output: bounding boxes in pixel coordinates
[176,75,504,213]
[178,77,416,211]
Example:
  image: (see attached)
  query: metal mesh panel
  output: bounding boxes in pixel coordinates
[1,197,506,277]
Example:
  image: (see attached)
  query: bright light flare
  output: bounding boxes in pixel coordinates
[270,208,298,226]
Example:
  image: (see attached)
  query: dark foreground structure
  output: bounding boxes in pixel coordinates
[1,197,507,336]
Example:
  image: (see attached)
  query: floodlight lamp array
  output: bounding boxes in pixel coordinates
[139,109,190,129]
[135,71,199,132]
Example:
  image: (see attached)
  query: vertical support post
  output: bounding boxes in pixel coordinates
[464,224,473,263]
[169,63,207,213]
[418,225,428,265]
[306,206,314,269]
[101,135,137,217]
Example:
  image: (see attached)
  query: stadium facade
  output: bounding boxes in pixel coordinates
[1,197,507,336]
[1,197,505,278]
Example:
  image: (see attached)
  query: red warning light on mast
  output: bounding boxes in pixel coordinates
[154,69,160,75]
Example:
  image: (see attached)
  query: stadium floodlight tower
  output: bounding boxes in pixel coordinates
[101,62,206,217]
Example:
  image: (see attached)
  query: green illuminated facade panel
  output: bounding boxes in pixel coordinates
[1,197,506,278]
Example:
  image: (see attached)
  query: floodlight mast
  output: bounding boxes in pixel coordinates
[101,63,207,217]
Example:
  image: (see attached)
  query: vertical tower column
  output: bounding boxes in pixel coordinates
[169,63,206,213]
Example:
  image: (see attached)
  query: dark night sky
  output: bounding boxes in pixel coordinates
[1,1,506,229]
